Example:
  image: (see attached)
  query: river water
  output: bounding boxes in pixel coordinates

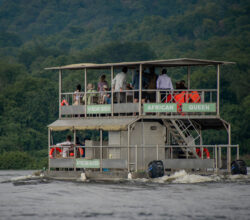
[0,170,250,220]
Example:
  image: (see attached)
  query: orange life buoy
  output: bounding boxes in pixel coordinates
[196,148,210,159]
[61,99,69,106]
[49,147,62,158]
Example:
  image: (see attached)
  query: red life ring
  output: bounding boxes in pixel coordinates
[196,148,210,159]
[49,147,62,158]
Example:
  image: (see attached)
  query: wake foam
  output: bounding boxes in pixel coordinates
[153,170,219,184]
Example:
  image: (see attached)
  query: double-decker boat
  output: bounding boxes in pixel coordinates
[44,58,246,180]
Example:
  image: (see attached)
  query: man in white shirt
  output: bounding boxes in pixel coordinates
[112,67,128,103]
[156,69,173,102]
[56,135,73,158]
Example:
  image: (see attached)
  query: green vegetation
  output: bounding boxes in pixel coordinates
[0,0,249,169]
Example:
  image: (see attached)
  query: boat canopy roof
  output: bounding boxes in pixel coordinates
[45,58,235,70]
[48,117,138,131]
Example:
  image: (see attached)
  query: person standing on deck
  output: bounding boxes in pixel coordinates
[156,69,173,102]
[147,67,158,102]
[132,70,149,103]
[56,135,73,158]
[112,67,127,103]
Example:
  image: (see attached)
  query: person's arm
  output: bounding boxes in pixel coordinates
[156,76,160,89]
[112,76,116,90]
[169,78,174,90]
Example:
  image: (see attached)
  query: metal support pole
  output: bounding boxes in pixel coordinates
[48,128,51,171]
[73,129,76,171]
[59,70,62,118]
[139,64,142,115]
[127,125,130,172]
[215,145,218,173]
[227,124,231,172]
[100,129,103,172]
[135,144,138,172]
[156,144,159,160]
[237,144,240,160]
[219,146,222,168]
[84,68,87,118]
[187,66,191,89]
[217,64,220,116]
[111,66,114,116]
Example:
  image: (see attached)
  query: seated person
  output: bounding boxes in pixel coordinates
[73,84,82,105]
[98,74,108,96]
[101,85,111,104]
[83,83,98,104]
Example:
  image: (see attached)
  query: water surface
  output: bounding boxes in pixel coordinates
[0,170,250,220]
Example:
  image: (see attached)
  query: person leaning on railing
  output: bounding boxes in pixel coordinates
[156,69,173,102]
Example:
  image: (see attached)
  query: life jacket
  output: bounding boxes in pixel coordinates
[189,91,201,103]
[196,148,210,159]
[61,99,69,106]
[174,91,187,114]
[69,147,85,157]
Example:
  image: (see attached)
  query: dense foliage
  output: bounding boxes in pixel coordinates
[0,0,249,168]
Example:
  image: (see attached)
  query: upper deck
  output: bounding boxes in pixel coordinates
[46,58,234,120]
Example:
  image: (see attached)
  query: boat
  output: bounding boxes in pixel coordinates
[44,58,246,181]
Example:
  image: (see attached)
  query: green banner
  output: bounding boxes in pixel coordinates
[87,104,111,114]
[182,103,216,112]
[76,159,100,168]
[144,103,177,112]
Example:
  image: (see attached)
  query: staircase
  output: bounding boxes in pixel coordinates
[163,119,200,158]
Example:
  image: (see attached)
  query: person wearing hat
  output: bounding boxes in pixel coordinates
[83,83,98,104]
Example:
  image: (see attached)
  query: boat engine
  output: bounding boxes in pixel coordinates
[231,160,247,175]
[148,160,164,178]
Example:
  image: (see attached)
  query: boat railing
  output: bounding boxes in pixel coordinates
[49,144,238,172]
[60,89,218,117]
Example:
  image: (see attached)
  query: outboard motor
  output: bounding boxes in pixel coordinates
[148,160,164,178]
[231,160,247,175]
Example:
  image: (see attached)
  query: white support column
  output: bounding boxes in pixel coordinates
[215,145,218,173]
[100,129,103,172]
[84,68,87,118]
[48,128,51,171]
[217,64,220,116]
[73,128,76,171]
[227,124,231,172]
[187,66,191,89]
[127,125,130,172]
[111,66,114,116]
[139,64,142,115]
[59,70,62,118]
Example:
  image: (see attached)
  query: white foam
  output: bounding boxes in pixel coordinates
[153,170,219,184]
[10,174,41,182]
